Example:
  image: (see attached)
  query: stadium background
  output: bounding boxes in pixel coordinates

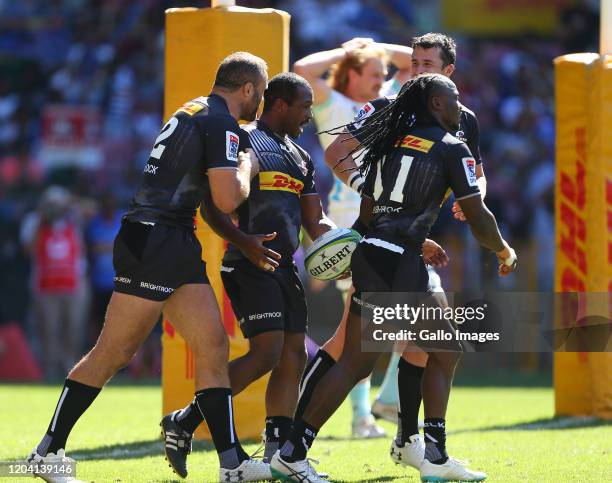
[1,1,611,481]
[0,0,605,405]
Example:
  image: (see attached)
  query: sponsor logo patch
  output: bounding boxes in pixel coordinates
[226,131,239,162]
[353,102,375,129]
[259,171,304,195]
[461,157,478,187]
[398,135,434,153]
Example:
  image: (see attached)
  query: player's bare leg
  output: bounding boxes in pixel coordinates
[272,308,381,482]
[299,286,385,438]
[163,284,231,389]
[228,330,285,395]
[69,292,163,386]
[161,284,270,481]
[27,292,164,482]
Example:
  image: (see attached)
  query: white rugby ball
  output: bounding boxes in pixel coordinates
[304,228,362,280]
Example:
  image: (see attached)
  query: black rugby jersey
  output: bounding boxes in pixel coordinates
[358,124,481,247]
[353,97,483,165]
[124,94,250,230]
[224,120,317,265]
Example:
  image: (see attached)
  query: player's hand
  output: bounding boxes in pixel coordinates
[451,201,467,222]
[239,232,282,272]
[342,37,374,54]
[239,149,260,180]
[336,269,352,280]
[495,240,517,277]
[422,238,449,268]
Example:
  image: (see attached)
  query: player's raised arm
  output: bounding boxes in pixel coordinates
[376,41,413,84]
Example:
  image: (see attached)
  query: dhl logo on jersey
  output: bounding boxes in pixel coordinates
[398,135,434,153]
[177,101,204,116]
[260,171,304,195]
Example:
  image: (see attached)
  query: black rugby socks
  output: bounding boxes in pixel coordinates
[396,359,424,445]
[37,379,101,455]
[174,395,204,434]
[279,418,319,463]
[294,349,336,420]
[264,416,293,462]
[424,417,448,464]
[194,388,249,469]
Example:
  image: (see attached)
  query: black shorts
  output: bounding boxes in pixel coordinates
[221,259,307,338]
[113,220,208,302]
[350,238,460,351]
[350,239,429,302]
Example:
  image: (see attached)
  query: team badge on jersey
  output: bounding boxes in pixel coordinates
[462,157,478,186]
[398,135,434,153]
[353,102,375,129]
[226,131,239,162]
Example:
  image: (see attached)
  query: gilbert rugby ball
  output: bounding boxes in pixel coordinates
[304,228,362,280]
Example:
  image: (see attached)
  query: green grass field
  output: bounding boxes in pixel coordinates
[1,378,610,482]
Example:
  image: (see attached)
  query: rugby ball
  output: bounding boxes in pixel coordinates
[304,228,362,280]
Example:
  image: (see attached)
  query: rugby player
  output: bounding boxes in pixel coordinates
[325,32,489,471]
[162,72,334,474]
[294,36,413,438]
[270,74,517,483]
[26,52,271,483]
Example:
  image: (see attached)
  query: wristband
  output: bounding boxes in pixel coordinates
[348,172,366,193]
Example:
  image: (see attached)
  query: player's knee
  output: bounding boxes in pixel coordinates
[246,331,284,373]
[193,327,229,360]
[283,335,307,367]
[428,350,460,371]
[253,340,283,374]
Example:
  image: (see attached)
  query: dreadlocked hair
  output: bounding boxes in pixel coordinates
[322,74,448,178]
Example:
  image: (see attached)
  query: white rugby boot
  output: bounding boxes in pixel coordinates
[270,451,329,482]
[26,448,83,482]
[420,457,487,482]
[390,434,425,470]
[352,414,387,438]
[371,399,398,423]
[219,457,272,482]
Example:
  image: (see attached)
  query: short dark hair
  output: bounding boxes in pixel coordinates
[412,33,457,68]
[214,52,268,90]
[263,72,312,111]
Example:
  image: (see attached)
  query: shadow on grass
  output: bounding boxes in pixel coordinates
[451,416,611,435]
[69,436,270,462]
[70,438,215,461]
[329,478,397,482]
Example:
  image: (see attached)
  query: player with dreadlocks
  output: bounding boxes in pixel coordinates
[270,74,517,482]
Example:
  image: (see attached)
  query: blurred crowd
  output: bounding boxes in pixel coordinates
[0,0,599,379]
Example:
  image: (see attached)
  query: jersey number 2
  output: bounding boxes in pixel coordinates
[373,155,413,202]
[150,116,179,160]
